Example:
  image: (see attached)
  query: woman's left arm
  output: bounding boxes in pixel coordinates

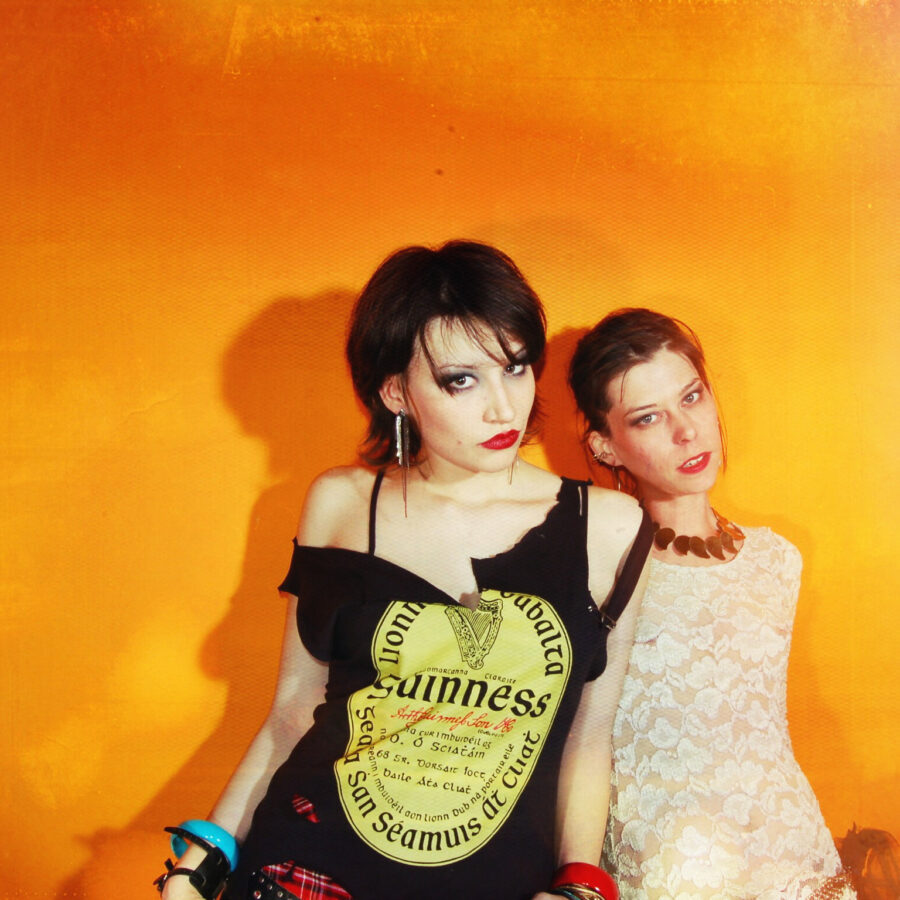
[555,583,645,859]
[539,492,650,895]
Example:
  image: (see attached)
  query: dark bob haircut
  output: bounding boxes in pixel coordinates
[346,240,546,466]
[568,307,714,438]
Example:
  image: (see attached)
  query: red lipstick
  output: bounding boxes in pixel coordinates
[481,430,520,450]
[678,452,711,474]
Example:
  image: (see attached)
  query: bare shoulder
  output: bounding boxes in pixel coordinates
[586,486,643,556]
[517,460,566,501]
[297,465,376,549]
[585,486,646,605]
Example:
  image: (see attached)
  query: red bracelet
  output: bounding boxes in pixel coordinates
[551,863,619,900]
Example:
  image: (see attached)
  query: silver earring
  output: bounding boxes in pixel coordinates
[394,409,409,517]
[507,455,519,486]
[592,451,623,491]
[394,409,408,468]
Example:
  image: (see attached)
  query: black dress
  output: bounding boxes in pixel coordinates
[226,475,651,900]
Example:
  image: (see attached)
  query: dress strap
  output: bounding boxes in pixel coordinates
[368,469,386,555]
[576,481,588,519]
[598,506,654,631]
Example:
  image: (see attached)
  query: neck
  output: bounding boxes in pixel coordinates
[640,492,717,534]
[413,455,520,503]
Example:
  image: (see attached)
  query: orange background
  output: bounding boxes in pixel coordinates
[2,2,898,897]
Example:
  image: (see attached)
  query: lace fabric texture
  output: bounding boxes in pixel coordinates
[603,528,856,900]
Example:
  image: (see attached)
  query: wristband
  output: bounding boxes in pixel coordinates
[168,819,239,872]
[154,853,230,900]
[155,820,238,900]
[551,863,619,900]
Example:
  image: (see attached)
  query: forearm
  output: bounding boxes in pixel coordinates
[204,715,290,840]
[553,598,642,866]
[555,731,610,865]
[159,713,301,899]
[161,597,324,898]
[205,596,323,839]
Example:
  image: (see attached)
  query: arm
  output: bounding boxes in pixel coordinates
[553,564,646,865]
[161,602,328,899]
[206,598,328,840]
[535,491,649,897]
[161,472,356,898]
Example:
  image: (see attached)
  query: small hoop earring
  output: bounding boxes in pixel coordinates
[590,450,623,492]
[394,409,410,517]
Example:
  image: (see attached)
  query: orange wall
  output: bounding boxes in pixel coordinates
[2,2,897,896]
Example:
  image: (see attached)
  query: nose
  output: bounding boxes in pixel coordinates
[484,379,515,424]
[672,411,697,444]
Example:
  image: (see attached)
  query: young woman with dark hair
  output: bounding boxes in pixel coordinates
[569,308,855,900]
[158,243,652,900]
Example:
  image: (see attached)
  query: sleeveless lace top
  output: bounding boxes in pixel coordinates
[603,527,855,900]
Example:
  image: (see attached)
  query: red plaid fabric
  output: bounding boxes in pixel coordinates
[291,794,320,823]
[259,862,352,900]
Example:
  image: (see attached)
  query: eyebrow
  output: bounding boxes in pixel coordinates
[435,349,528,371]
[624,377,703,416]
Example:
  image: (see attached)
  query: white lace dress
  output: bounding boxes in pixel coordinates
[603,527,855,900]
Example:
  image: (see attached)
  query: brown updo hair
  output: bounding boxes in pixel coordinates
[568,307,719,446]
[346,240,546,466]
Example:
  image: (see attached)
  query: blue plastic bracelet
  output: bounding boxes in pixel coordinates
[169,819,239,872]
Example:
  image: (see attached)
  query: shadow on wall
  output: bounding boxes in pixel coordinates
[55,290,366,900]
[839,826,900,900]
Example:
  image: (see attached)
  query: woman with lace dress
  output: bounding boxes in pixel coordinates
[568,309,855,900]
[157,242,652,900]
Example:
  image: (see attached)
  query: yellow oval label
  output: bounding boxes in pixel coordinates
[334,589,572,865]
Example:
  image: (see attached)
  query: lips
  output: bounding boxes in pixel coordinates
[481,430,521,450]
[678,452,711,474]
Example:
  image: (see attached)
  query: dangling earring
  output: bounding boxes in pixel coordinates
[394,409,410,517]
[507,455,519,486]
[394,409,408,468]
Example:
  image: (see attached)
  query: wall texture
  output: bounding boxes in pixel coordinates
[1,1,897,896]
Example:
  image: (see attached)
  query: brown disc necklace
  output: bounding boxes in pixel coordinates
[650,509,745,560]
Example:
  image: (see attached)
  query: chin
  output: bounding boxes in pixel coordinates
[675,473,719,495]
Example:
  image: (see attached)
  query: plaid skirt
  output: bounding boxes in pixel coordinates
[247,862,352,900]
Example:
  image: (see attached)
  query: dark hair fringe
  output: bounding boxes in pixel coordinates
[346,240,547,466]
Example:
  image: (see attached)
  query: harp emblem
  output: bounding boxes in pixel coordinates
[444,594,503,669]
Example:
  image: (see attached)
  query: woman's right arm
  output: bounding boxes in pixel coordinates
[161,600,328,899]
[161,472,357,898]
[207,596,328,841]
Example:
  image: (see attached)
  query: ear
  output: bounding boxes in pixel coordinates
[378,374,406,415]
[587,430,622,467]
